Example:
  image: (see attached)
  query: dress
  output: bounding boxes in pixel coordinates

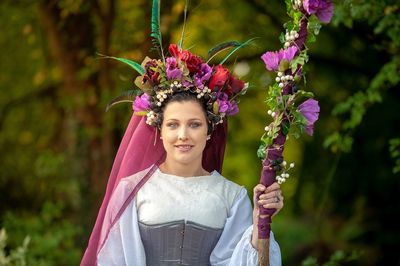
[96,166,281,265]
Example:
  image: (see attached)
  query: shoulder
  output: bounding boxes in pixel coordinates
[210,171,247,209]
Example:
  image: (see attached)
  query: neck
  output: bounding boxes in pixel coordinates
[160,160,209,177]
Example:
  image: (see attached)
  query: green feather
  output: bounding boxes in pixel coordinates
[207,41,241,62]
[105,90,141,112]
[219,37,258,65]
[151,0,165,61]
[98,54,144,75]
[178,0,189,49]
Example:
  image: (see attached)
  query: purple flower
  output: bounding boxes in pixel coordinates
[216,93,239,116]
[303,0,334,23]
[133,93,150,112]
[298,98,320,136]
[166,57,183,80]
[194,63,212,88]
[261,46,298,72]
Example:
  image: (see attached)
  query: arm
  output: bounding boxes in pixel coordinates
[210,187,282,266]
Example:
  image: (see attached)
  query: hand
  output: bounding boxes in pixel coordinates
[253,182,284,218]
[251,182,284,249]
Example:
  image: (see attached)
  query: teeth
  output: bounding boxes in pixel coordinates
[176,145,192,151]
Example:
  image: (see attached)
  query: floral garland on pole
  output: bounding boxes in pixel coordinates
[256,0,334,265]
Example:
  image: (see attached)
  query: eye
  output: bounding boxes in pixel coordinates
[190,122,202,128]
[166,122,178,129]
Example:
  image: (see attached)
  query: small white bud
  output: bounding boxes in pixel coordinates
[282,161,287,166]
[271,112,276,117]
[290,163,295,168]
[275,77,281,82]
[279,82,284,88]
[277,72,283,77]
[284,42,290,47]
[267,110,272,115]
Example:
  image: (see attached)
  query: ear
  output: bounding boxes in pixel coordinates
[206,135,211,140]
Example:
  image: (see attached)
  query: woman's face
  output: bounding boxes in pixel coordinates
[160,100,208,167]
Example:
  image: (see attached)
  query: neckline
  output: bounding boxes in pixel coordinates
[156,167,218,180]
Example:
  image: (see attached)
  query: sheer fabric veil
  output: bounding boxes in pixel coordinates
[81,112,228,265]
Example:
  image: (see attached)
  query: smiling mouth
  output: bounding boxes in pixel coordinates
[175,145,194,152]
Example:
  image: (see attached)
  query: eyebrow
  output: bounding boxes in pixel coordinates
[165,118,203,122]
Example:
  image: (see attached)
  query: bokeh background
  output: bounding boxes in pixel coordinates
[0,0,399,265]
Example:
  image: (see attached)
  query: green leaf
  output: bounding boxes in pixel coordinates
[98,54,144,75]
[282,121,290,135]
[257,143,267,160]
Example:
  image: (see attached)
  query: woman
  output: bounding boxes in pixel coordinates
[81,13,284,263]
[82,91,284,265]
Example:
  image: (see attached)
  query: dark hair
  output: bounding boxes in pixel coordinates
[157,91,214,135]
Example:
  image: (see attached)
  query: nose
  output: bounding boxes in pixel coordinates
[178,126,188,141]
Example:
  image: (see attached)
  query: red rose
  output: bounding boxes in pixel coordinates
[185,54,203,73]
[179,50,191,61]
[168,44,180,58]
[208,65,230,91]
[228,75,245,94]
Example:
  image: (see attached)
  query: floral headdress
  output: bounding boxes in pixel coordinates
[106,0,252,130]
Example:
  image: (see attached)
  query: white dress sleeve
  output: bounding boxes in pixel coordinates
[97,188,146,265]
[210,188,282,266]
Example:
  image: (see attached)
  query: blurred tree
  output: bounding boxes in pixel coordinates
[0,0,398,265]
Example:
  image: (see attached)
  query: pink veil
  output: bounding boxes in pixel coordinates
[81,113,228,265]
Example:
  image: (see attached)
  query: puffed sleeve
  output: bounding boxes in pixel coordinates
[209,188,282,266]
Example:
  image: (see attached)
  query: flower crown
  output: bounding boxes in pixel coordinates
[132,44,248,127]
[105,0,251,130]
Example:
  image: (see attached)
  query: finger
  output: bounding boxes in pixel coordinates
[262,189,282,200]
[262,200,284,210]
[258,190,281,199]
[258,197,281,205]
[253,184,266,194]
[265,182,281,192]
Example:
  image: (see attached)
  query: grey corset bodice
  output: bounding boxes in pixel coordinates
[138,220,223,266]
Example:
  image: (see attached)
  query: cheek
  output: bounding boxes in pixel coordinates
[160,130,176,144]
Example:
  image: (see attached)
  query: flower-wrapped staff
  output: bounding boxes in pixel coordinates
[256,0,333,265]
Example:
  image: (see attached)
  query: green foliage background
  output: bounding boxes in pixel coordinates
[0,0,398,265]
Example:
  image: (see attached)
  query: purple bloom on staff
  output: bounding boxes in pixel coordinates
[298,98,320,135]
[133,93,150,112]
[166,57,183,80]
[303,0,334,23]
[261,46,298,72]
[194,63,212,88]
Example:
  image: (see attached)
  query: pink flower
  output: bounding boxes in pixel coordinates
[133,93,150,112]
[261,46,298,72]
[298,98,320,136]
[303,0,334,23]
